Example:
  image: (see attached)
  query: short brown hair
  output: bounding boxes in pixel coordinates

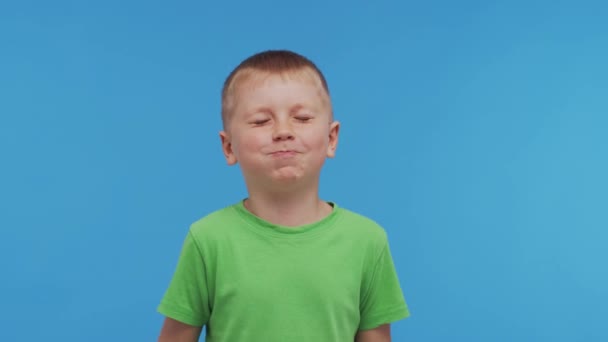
[221,50,331,129]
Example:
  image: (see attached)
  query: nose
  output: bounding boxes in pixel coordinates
[272,119,295,141]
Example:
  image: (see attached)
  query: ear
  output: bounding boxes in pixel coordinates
[219,131,238,165]
[326,120,340,158]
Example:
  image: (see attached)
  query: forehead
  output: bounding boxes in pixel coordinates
[230,69,330,110]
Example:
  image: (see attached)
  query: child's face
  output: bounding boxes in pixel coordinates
[220,71,339,190]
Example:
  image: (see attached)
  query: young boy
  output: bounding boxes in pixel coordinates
[157,50,410,341]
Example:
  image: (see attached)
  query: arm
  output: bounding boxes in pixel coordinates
[355,324,391,342]
[158,317,202,342]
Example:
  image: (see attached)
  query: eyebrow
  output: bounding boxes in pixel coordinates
[248,104,314,116]
[289,104,309,115]
[248,107,274,116]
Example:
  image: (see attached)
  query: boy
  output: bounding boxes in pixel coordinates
[157,50,410,341]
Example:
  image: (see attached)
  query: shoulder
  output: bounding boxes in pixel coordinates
[337,206,388,238]
[335,205,389,248]
[186,203,243,243]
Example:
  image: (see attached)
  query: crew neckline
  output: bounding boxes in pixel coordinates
[232,199,341,238]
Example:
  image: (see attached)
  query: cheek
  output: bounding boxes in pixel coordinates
[300,131,329,159]
[303,129,329,148]
[234,131,265,156]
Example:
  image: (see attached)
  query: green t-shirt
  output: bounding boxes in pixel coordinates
[158,201,409,341]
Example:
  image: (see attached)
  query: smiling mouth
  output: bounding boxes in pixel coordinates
[270,150,298,157]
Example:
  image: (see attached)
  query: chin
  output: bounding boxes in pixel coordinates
[271,170,303,183]
[245,165,315,189]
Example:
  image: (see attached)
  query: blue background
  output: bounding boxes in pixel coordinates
[1,1,607,341]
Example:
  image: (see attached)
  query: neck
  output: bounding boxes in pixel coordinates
[243,183,332,227]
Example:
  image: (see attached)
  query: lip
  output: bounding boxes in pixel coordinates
[269,150,298,158]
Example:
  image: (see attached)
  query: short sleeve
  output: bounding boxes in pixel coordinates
[359,239,410,330]
[157,230,210,327]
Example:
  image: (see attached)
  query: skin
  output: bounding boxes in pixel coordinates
[220,70,340,227]
[158,318,201,342]
[356,324,391,341]
[158,70,391,341]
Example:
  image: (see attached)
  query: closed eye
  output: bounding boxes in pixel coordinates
[251,119,270,125]
[295,116,312,122]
